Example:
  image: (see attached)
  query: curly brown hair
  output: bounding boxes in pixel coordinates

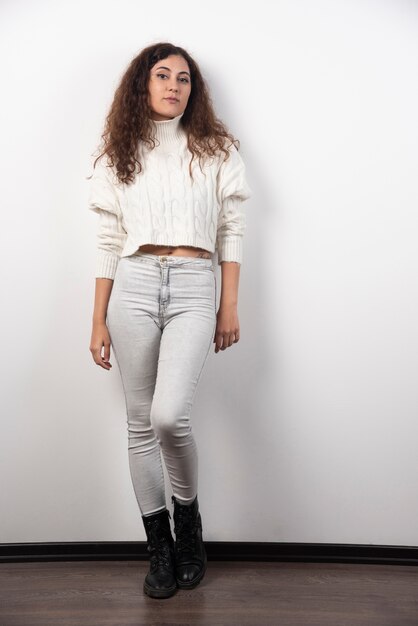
[89,42,241,185]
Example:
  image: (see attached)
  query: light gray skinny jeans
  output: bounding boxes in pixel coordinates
[106,251,217,517]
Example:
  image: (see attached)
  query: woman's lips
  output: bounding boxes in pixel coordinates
[165,98,178,103]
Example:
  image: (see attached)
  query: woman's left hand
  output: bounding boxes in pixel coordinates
[214,304,240,353]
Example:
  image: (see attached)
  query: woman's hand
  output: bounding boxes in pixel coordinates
[214,304,240,353]
[90,321,113,370]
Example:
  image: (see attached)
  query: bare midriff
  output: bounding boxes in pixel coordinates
[136,244,212,259]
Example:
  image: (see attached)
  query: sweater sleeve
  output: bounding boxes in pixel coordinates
[216,143,252,265]
[88,157,127,280]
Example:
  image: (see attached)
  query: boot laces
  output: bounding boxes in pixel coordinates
[147,519,173,569]
[174,510,199,553]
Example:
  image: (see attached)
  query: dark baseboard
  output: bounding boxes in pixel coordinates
[0,542,417,566]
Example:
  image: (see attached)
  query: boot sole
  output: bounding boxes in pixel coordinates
[143,580,177,598]
[176,560,207,589]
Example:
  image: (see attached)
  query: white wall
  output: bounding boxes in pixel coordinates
[1,0,417,544]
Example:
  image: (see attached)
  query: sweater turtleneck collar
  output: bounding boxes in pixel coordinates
[151,111,186,146]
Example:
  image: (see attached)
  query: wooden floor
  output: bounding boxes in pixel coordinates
[1,561,417,625]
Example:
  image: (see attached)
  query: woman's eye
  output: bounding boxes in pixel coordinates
[156,73,189,84]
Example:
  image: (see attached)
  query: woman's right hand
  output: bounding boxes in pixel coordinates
[90,321,112,370]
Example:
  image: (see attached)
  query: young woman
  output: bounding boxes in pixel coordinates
[88,42,252,599]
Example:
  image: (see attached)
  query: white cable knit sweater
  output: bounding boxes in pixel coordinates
[88,111,252,279]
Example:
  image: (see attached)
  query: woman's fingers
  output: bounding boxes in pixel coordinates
[90,336,112,370]
[103,340,111,365]
[214,308,240,353]
[214,330,239,352]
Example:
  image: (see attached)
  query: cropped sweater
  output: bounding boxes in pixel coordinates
[87,111,252,279]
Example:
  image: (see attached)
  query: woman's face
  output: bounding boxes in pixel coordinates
[148,54,192,121]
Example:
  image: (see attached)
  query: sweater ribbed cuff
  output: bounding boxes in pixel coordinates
[95,251,120,280]
[217,236,243,265]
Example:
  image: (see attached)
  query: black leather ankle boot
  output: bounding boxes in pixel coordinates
[171,494,207,588]
[141,508,177,598]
